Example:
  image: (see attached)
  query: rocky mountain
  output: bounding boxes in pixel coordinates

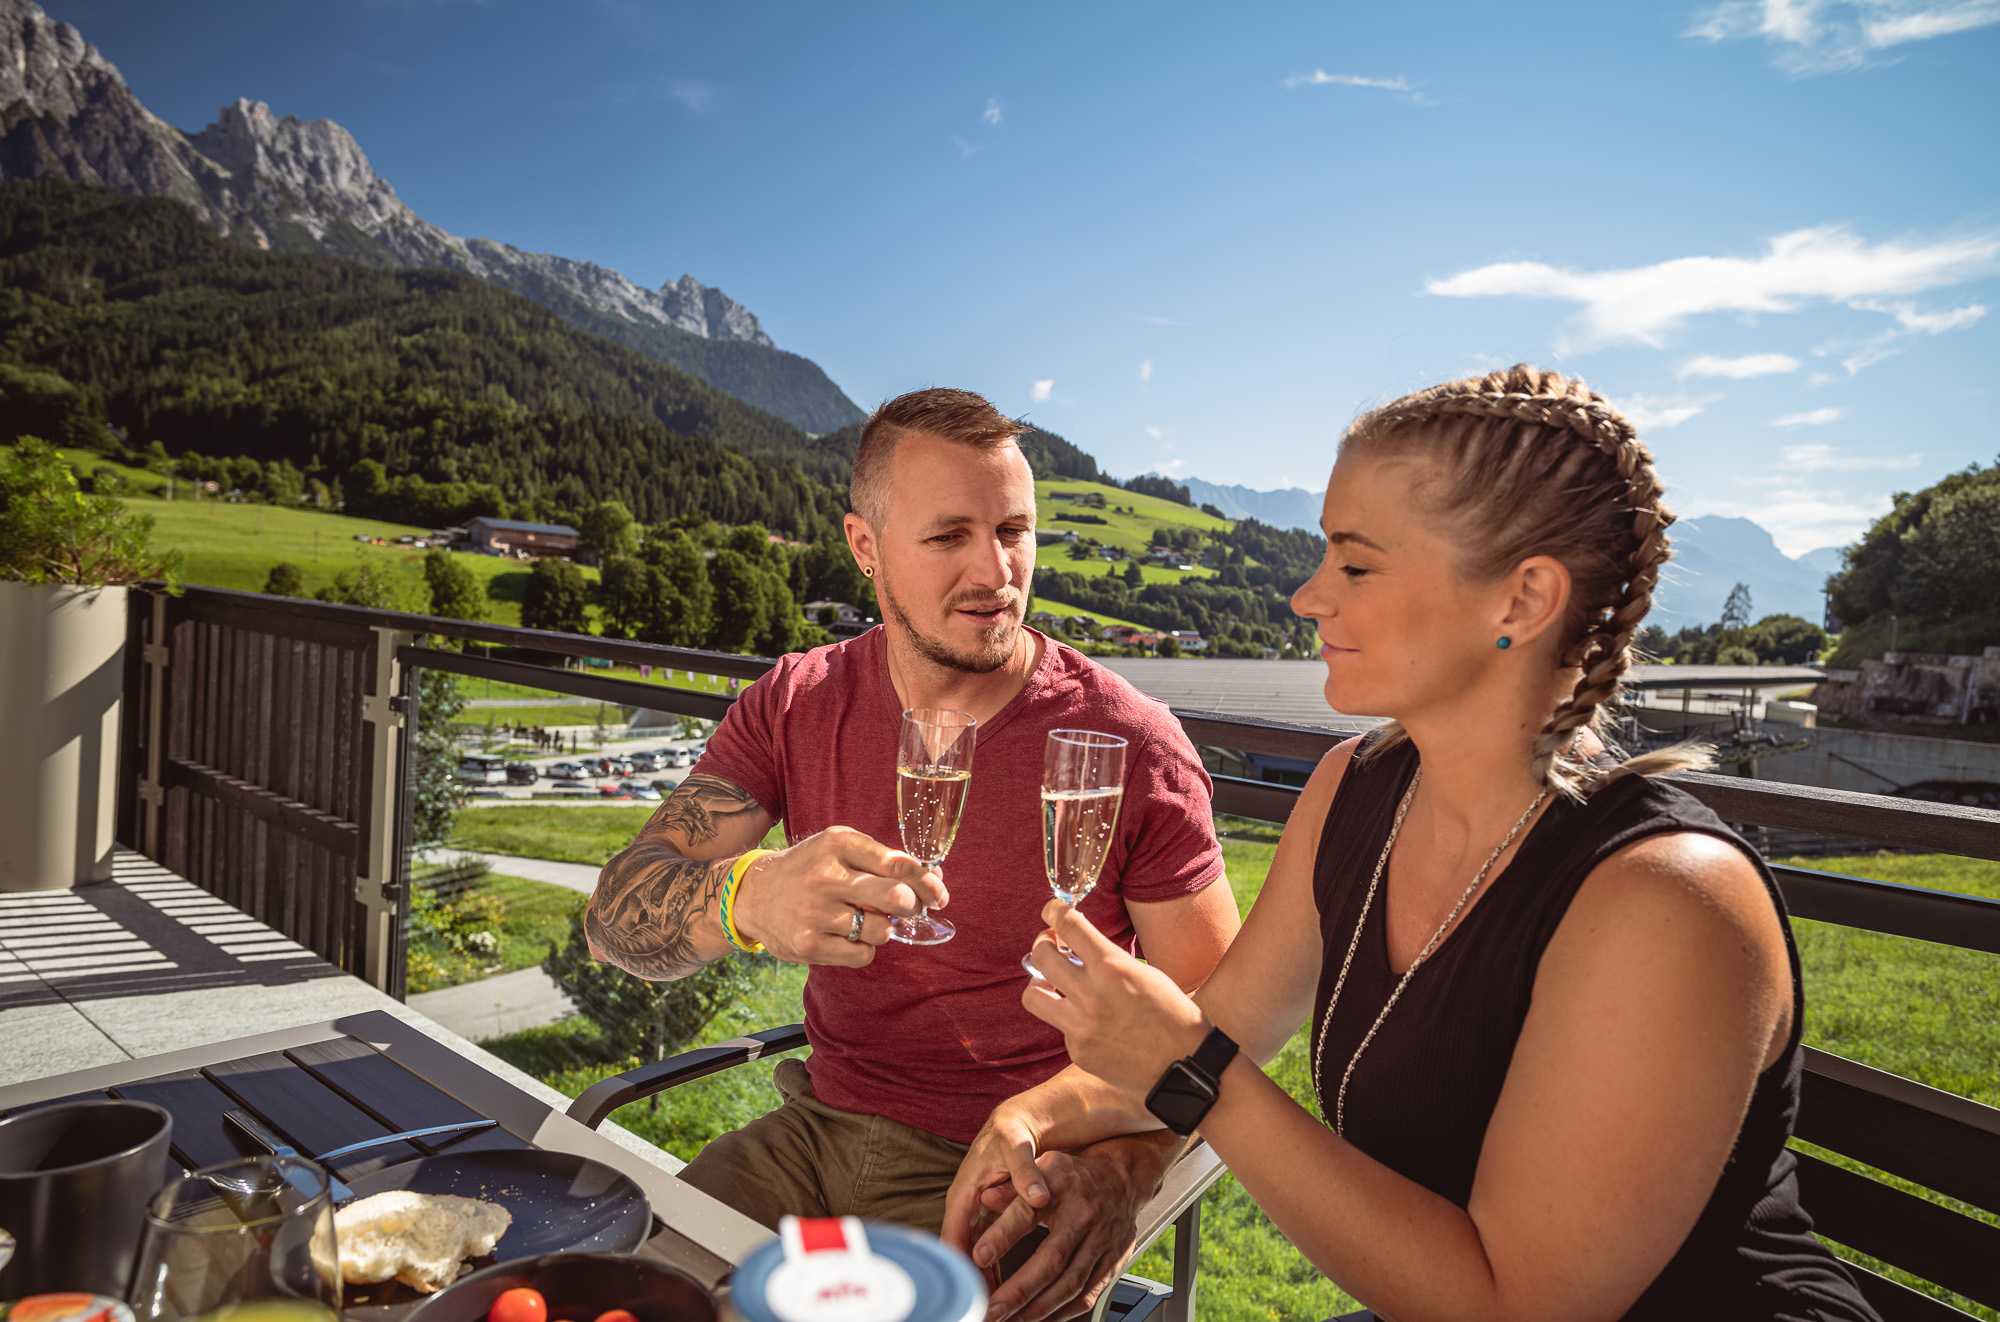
[1182,477,1326,531]
[0,0,863,433]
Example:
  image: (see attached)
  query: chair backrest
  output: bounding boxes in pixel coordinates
[1793,1047,2000,1319]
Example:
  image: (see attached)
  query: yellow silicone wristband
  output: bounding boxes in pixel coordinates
[720,849,774,953]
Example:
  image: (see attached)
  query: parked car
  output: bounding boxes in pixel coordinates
[628,751,661,772]
[649,778,680,795]
[598,784,633,799]
[665,747,694,769]
[546,782,592,797]
[456,755,506,785]
[606,756,635,777]
[626,783,662,801]
[505,763,539,785]
[546,762,585,781]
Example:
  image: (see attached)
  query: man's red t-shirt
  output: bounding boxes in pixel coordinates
[693,626,1224,1143]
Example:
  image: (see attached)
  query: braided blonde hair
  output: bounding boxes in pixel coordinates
[1343,364,1707,798]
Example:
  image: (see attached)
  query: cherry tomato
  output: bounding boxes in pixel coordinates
[595,1310,640,1322]
[489,1288,547,1322]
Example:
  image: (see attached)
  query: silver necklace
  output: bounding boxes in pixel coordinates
[1312,765,1550,1135]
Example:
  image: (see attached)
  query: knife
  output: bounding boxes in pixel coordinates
[222,1110,498,1202]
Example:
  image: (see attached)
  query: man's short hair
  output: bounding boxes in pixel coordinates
[850,388,1026,529]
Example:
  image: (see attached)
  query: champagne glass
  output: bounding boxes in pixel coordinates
[1023,729,1127,977]
[129,1156,341,1322]
[891,707,977,945]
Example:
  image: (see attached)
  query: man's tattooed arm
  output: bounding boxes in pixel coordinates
[586,775,773,980]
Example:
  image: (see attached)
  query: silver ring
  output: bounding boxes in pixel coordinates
[845,910,866,943]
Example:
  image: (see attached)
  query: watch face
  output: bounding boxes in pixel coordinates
[1146,1063,1217,1135]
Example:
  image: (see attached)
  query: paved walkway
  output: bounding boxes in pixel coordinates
[408,965,574,1043]
[431,851,602,895]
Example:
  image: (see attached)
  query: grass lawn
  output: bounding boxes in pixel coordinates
[406,871,580,993]
[453,804,659,865]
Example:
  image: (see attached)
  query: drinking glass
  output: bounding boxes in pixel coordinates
[1022,729,1127,977]
[890,707,977,945]
[128,1156,341,1322]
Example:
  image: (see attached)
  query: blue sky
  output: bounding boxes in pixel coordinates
[47,0,1999,555]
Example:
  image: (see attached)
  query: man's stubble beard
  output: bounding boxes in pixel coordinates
[877,569,1024,676]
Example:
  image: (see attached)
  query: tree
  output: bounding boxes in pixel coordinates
[1123,560,1144,590]
[642,527,717,644]
[521,559,590,635]
[579,500,638,567]
[1157,636,1182,658]
[594,555,690,644]
[1632,623,1670,661]
[1741,614,1829,666]
[263,562,306,597]
[315,561,402,609]
[543,906,759,1065]
[423,548,483,621]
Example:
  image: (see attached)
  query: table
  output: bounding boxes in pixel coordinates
[0,1009,773,1292]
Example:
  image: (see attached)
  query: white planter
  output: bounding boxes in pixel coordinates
[0,582,129,892]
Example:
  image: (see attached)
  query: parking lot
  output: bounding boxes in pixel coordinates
[454,736,707,803]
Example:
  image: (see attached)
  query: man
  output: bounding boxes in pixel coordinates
[587,388,1238,1321]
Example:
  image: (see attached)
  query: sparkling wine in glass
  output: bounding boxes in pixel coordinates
[1023,729,1127,977]
[891,707,977,945]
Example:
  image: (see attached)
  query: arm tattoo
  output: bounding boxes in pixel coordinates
[586,775,767,980]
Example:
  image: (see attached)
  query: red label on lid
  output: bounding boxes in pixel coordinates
[793,1219,851,1255]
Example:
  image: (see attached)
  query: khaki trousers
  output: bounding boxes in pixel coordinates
[678,1057,976,1235]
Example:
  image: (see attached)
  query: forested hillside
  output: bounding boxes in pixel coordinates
[1825,461,2000,664]
[0,181,845,537]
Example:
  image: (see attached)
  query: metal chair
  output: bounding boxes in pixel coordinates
[567,1025,1228,1322]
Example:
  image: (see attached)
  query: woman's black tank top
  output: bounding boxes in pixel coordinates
[1310,737,1878,1321]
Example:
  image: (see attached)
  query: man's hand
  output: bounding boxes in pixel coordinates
[732,826,946,967]
[946,1122,1182,1322]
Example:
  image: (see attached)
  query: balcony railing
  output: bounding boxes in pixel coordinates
[113,584,2000,1320]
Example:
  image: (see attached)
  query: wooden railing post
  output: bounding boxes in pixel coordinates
[357,625,414,990]
[135,590,170,856]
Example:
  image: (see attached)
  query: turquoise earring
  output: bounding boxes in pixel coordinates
[1496,636,1512,650]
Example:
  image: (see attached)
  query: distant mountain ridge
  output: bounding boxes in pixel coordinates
[1182,478,1326,531]
[0,0,864,433]
[1183,473,1840,630]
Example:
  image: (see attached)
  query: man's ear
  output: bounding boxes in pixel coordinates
[1497,555,1572,648]
[844,511,878,576]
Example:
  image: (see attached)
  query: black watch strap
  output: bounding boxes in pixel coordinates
[1190,1026,1239,1083]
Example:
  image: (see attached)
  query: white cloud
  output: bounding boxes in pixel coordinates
[1827,299,1986,373]
[1807,370,1838,386]
[1138,359,1153,383]
[1687,0,2000,74]
[1772,407,1844,427]
[1614,394,1707,430]
[982,96,1004,125]
[1782,442,1922,468]
[1155,458,1187,476]
[1679,351,1801,378]
[1283,70,1413,90]
[952,135,979,159]
[1427,224,2000,348]
[1685,486,1891,554]
[1031,379,1053,403]
[1144,426,1163,438]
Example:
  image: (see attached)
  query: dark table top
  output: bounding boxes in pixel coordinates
[0,1009,772,1293]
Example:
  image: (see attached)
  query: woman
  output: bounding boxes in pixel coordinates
[944,367,1877,1321]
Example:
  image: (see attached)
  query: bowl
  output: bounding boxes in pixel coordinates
[401,1253,716,1322]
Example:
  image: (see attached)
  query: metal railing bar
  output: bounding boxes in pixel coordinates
[1672,773,2000,863]
[401,647,738,723]
[1773,865,2000,955]
[150,584,778,681]
[1804,1045,2000,1142]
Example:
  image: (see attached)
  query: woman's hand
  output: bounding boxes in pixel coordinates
[1022,899,1210,1094]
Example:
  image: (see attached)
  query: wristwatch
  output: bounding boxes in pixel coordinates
[1144,1026,1239,1136]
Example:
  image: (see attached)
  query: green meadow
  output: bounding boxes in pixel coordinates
[1031,476,1231,586]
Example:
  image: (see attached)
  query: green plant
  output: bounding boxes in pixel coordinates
[543,905,762,1066]
[263,562,305,597]
[0,436,181,587]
